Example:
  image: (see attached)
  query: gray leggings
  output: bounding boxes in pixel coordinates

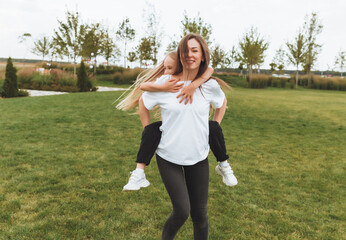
[156,154,209,240]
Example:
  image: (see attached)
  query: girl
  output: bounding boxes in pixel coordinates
[117,51,237,192]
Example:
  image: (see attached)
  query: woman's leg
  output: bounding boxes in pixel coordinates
[156,155,190,240]
[184,159,209,240]
[137,121,162,165]
[208,120,229,162]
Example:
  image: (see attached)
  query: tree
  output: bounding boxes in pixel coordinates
[53,10,87,78]
[166,35,179,53]
[302,12,323,86]
[143,2,163,65]
[137,37,152,67]
[127,51,138,67]
[116,17,135,68]
[1,57,18,98]
[238,27,269,80]
[286,30,307,88]
[77,60,92,92]
[18,33,32,60]
[181,11,213,45]
[272,47,286,74]
[101,29,120,65]
[81,23,105,74]
[224,46,238,69]
[334,50,345,77]
[32,36,52,61]
[211,45,227,68]
[269,63,277,73]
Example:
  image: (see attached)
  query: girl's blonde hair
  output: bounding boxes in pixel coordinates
[115,51,177,111]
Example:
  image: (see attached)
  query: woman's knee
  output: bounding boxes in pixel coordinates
[172,204,190,223]
[190,207,208,224]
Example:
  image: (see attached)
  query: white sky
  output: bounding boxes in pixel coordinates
[1,0,345,71]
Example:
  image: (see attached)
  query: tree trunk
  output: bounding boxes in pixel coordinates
[296,65,299,88]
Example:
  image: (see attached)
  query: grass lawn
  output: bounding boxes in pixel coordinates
[0,88,345,239]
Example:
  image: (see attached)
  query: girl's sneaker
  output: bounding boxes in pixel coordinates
[123,171,150,191]
[215,163,238,187]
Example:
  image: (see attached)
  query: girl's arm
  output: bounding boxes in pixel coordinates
[140,77,183,93]
[177,67,214,104]
[139,97,150,128]
[213,98,227,124]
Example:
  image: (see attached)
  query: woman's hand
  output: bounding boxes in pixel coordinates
[176,81,198,104]
[162,77,183,93]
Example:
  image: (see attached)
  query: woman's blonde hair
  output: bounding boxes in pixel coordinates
[115,51,178,111]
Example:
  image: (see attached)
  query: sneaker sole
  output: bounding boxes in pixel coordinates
[215,166,237,187]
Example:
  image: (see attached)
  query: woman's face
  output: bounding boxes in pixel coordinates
[183,38,203,71]
[163,56,176,74]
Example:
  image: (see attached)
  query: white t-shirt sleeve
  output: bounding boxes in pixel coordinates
[202,79,225,108]
[142,75,171,110]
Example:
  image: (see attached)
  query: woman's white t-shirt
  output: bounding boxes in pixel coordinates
[142,75,225,166]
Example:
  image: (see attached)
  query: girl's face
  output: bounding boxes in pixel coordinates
[163,56,176,75]
[183,38,203,71]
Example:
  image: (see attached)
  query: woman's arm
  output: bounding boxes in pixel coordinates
[140,77,183,93]
[139,97,150,128]
[213,98,227,124]
[176,67,214,104]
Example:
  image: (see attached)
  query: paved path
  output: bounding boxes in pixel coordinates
[24,86,127,97]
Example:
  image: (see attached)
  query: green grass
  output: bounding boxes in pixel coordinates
[0,88,345,239]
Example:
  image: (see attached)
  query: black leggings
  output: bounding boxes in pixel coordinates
[156,154,209,240]
[137,121,229,165]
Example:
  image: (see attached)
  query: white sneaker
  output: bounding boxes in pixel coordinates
[215,164,238,187]
[123,171,150,191]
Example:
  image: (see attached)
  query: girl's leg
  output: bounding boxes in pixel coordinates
[208,120,229,162]
[184,159,209,240]
[156,155,190,240]
[209,121,238,187]
[123,121,162,191]
[137,121,162,165]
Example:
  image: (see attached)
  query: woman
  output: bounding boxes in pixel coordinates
[141,33,228,239]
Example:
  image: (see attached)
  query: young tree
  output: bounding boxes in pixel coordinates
[166,34,179,53]
[81,23,105,74]
[238,27,269,80]
[181,11,213,45]
[302,12,323,86]
[211,44,227,68]
[32,36,52,61]
[77,60,92,92]
[127,51,138,67]
[18,33,32,61]
[101,29,120,65]
[137,37,152,67]
[1,57,18,98]
[334,50,345,77]
[53,10,87,78]
[143,2,163,65]
[272,47,286,74]
[116,17,135,68]
[224,46,238,69]
[286,30,307,88]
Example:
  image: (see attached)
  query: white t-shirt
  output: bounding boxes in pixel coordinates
[142,75,225,166]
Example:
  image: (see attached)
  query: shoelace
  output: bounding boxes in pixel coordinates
[128,171,142,182]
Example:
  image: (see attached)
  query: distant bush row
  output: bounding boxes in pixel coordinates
[17,68,96,92]
[215,72,346,91]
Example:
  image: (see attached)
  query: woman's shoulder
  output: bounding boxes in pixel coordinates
[202,78,219,88]
[156,74,171,84]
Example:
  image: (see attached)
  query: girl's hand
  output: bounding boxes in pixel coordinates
[162,78,183,92]
[176,82,197,104]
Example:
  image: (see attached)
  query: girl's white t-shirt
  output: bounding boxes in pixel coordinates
[142,75,225,166]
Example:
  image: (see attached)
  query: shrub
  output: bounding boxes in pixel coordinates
[18,89,29,97]
[77,60,92,92]
[279,78,286,88]
[1,57,18,98]
[310,75,346,91]
[113,68,143,85]
[248,74,269,89]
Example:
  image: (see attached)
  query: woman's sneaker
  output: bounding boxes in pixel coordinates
[215,163,238,187]
[123,170,150,191]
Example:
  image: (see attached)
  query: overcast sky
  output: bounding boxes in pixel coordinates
[1,0,345,71]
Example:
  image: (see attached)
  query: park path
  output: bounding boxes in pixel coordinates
[24,86,126,97]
